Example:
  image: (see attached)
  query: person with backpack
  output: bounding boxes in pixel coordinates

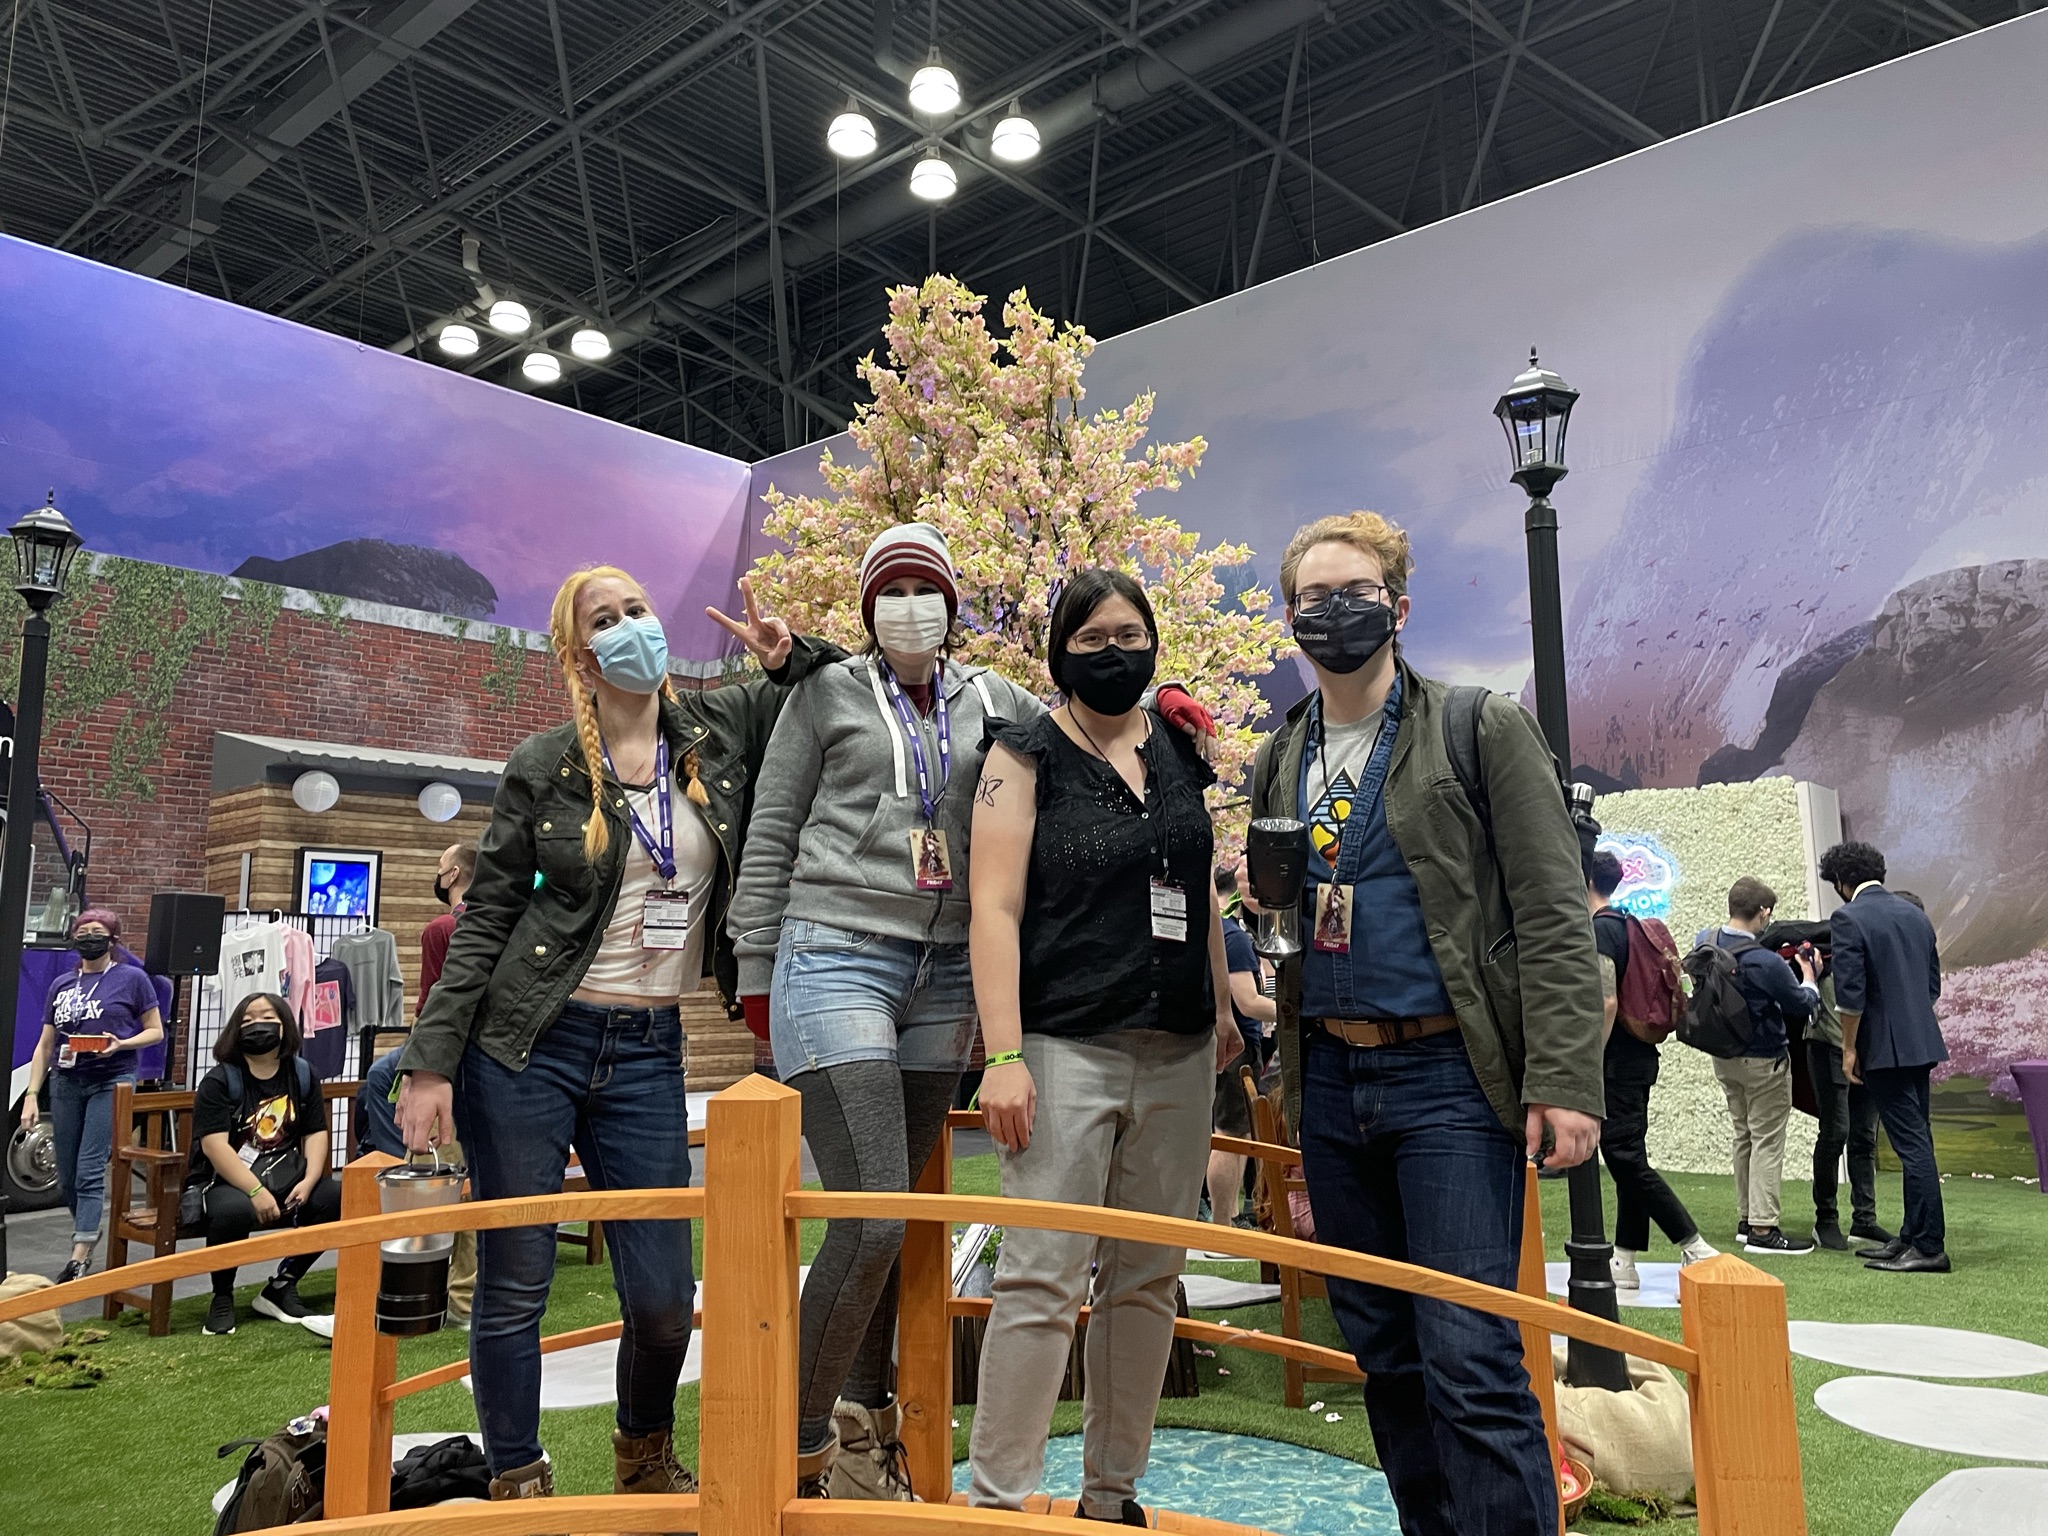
[189,993,342,1336]
[1687,877,1819,1255]
[1248,512,1605,1536]
[1588,854,1716,1289]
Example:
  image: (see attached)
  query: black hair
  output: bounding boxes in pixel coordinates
[1818,840,1886,891]
[1894,889,1925,911]
[1214,865,1240,896]
[1046,568,1157,694]
[1589,850,1624,899]
[215,992,303,1063]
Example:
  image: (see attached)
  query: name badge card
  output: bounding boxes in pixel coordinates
[910,829,954,892]
[1150,880,1188,942]
[643,891,693,951]
[1312,883,1353,954]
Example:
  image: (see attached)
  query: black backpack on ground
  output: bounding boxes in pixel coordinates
[213,1421,326,1532]
[1679,937,1758,1058]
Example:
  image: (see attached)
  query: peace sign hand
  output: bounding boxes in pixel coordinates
[706,575,793,672]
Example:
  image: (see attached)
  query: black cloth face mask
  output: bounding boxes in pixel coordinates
[239,1025,284,1055]
[1293,591,1397,674]
[73,934,112,960]
[1062,643,1157,715]
[433,875,453,905]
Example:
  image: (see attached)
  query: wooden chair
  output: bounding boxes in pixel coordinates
[1240,1066,1354,1409]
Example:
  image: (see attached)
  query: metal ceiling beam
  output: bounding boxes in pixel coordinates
[1432,0,1664,145]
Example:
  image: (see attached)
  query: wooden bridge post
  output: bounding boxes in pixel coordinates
[1681,1254,1807,1536]
[700,1076,803,1536]
[324,1152,401,1519]
[898,1119,957,1501]
[1515,1162,1569,1534]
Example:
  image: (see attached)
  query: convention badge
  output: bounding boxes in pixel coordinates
[237,1141,261,1168]
[642,890,693,951]
[56,1038,76,1069]
[910,828,954,892]
[1312,883,1353,954]
[1150,880,1189,942]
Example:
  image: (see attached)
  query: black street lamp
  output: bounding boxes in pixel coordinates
[0,494,85,1107]
[1494,354,1629,1392]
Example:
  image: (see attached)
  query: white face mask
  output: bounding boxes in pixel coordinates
[872,592,950,656]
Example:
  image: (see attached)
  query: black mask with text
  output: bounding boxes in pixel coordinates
[1062,643,1157,715]
[73,934,112,961]
[1292,591,1397,674]
[239,1024,284,1056]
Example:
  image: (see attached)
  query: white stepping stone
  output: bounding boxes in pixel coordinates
[1790,1322,2048,1380]
[1894,1468,2048,1534]
[1547,1261,1679,1309]
[1180,1273,1282,1309]
[1814,1377,2048,1461]
[465,1330,707,1410]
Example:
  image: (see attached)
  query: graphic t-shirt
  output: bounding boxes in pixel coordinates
[1305,715,1384,867]
[192,1059,325,1172]
[45,963,159,1083]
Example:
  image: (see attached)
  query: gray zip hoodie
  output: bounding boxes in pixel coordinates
[728,653,1046,996]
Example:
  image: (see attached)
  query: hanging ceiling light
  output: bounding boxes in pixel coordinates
[991,102,1040,163]
[908,50,960,116]
[827,102,877,158]
[436,322,480,357]
[522,350,562,385]
[488,298,531,335]
[909,150,957,202]
[570,327,611,362]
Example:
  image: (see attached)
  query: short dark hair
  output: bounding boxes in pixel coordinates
[215,992,303,1063]
[1214,865,1240,896]
[1589,850,1624,899]
[1046,568,1157,696]
[1728,876,1777,921]
[1819,840,1886,890]
[1894,889,1925,911]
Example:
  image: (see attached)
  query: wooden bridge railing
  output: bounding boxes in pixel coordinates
[0,1075,1805,1536]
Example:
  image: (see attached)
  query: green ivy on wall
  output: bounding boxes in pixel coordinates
[480,625,530,707]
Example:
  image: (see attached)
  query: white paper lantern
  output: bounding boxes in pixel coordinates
[292,770,340,814]
[418,782,463,823]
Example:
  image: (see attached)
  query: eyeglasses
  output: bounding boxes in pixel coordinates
[1293,580,1390,609]
[1067,626,1153,653]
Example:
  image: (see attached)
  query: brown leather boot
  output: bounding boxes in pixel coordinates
[487,1456,554,1499]
[613,1427,699,1496]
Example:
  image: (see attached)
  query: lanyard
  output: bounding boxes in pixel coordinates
[601,735,676,883]
[878,659,951,824]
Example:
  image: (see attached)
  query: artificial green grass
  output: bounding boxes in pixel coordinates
[1,1159,2040,1535]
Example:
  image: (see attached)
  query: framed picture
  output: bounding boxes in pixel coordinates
[296,848,382,924]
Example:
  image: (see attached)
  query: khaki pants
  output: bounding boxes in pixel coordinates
[1712,1054,1792,1227]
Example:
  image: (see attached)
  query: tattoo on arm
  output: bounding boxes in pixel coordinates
[975,776,1003,807]
[1598,954,1617,1001]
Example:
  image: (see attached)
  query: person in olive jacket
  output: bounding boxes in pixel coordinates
[1249,513,1604,1536]
[395,566,837,1504]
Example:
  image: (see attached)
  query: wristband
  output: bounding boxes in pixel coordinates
[985,1050,1024,1068]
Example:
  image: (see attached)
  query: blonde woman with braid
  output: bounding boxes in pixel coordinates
[395,566,838,1504]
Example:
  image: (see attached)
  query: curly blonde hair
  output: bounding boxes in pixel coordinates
[1278,511,1415,605]
[549,566,708,864]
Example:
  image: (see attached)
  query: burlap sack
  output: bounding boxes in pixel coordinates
[1549,1340,1694,1500]
[0,1272,65,1365]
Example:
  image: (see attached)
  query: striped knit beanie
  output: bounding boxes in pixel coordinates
[859,522,959,633]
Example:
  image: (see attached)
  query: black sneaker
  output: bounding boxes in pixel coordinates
[1850,1222,1894,1246]
[1745,1228,1814,1255]
[1077,1500,1150,1527]
[254,1277,311,1322]
[203,1294,238,1335]
[56,1258,90,1284]
[1814,1225,1849,1251]
[1736,1222,1753,1245]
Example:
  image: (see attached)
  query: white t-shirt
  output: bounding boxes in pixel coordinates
[216,923,288,1015]
[580,771,722,1000]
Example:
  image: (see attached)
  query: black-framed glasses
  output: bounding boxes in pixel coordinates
[1294,580,1390,609]
[1067,626,1154,653]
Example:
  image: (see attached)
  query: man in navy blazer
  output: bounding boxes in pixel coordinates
[1821,842,1950,1273]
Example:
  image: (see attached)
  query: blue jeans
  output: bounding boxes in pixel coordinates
[51,1071,132,1249]
[1300,1031,1557,1536]
[456,1002,695,1475]
[1863,1064,1944,1254]
[768,919,976,1079]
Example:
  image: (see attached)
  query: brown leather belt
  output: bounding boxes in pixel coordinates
[1311,1014,1461,1049]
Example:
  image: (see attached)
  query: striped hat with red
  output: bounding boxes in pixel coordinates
[859,522,959,632]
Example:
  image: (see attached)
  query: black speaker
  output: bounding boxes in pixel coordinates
[144,891,226,975]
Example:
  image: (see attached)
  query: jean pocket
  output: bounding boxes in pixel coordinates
[786,919,874,952]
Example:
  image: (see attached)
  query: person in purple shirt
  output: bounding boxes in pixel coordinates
[16,909,164,1281]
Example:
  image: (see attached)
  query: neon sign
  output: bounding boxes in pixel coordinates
[1598,832,1680,920]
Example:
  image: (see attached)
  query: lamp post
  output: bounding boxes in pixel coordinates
[0,494,85,1098]
[1494,355,1630,1392]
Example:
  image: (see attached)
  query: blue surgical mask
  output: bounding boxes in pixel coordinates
[589,614,670,693]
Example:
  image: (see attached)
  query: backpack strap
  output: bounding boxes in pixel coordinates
[1442,686,1503,889]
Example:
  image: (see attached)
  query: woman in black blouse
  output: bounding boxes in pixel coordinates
[965,568,1241,1524]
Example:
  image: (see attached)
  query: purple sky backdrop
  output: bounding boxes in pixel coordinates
[0,236,752,653]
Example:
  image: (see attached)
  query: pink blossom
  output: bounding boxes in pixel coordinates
[1933,948,2048,1099]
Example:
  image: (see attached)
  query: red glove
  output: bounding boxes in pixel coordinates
[740,993,770,1041]
[1155,684,1214,740]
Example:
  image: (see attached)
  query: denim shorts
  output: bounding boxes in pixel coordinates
[769,918,976,1079]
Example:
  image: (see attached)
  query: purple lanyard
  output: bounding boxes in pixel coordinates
[601,735,676,882]
[878,660,951,824]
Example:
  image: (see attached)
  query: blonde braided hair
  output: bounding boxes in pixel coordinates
[549,566,708,865]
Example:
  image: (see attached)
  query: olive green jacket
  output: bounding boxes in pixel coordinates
[398,636,841,1080]
[1251,660,1606,1136]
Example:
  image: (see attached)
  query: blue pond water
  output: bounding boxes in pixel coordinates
[953,1429,1401,1535]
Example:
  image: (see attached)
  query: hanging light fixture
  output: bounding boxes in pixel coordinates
[522,350,562,385]
[909,150,957,202]
[991,102,1040,163]
[827,101,877,158]
[570,327,611,362]
[908,49,960,116]
[436,322,480,358]
[488,298,531,335]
